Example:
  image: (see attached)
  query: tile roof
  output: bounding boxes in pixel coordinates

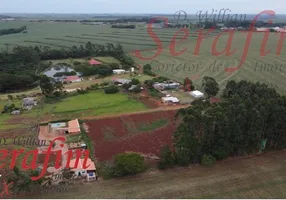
[89,59,102,65]
[68,119,81,133]
[65,76,81,81]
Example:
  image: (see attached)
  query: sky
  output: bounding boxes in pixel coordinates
[0,0,285,14]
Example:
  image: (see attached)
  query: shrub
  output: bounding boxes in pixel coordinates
[201,154,216,165]
[73,61,81,65]
[131,85,141,93]
[131,78,140,85]
[104,85,119,94]
[109,63,120,69]
[113,152,146,176]
[158,145,175,170]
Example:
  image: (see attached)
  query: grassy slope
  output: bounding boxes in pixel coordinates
[28,151,286,199]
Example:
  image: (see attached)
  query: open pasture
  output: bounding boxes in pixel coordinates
[132,31,286,94]
[85,110,177,161]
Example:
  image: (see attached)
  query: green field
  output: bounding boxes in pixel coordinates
[132,31,286,95]
[0,91,147,131]
[1,21,283,95]
[27,151,286,199]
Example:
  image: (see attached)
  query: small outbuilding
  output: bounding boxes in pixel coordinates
[113,69,126,74]
[11,110,21,115]
[190,90,204,98]
[161,96,180,104]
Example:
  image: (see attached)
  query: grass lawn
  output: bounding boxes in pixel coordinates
[137,119,169,132]
[44,90,147,115]
[0,90,147,132]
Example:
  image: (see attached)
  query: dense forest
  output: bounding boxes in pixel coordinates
[169,79,286,166]
[0,26,27,36]
[0,42,134,92]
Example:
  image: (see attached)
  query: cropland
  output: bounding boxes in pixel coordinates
[1,21,285,95]
[28,150,286,199]
[85,110,178,161]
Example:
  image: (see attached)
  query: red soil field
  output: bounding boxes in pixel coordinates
[85,110,178,161]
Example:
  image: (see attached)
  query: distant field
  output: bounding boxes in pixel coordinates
[132,31,286,95]
[28,150,286,199]
[0,21,179,52]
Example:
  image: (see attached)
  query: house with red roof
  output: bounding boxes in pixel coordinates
[89,59,102,65]
[65,76,83,83]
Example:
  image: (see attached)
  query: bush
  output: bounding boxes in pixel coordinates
[131,78,140,85]
[104,85,119,94]
[158,145,175,170]
[109,63,120,69]
[73,61,82,65]
[113,152,146,176]
[131,85,141,93]
[201,154,216,165]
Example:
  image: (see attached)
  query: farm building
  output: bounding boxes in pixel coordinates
[22,97,37,110]
[190,90,204,98]
[161,96,180,104]
[65,76,83,83]
[153,82,180,90]
[112,78,131,85]
[69,158,97,181]
[11,110,21,115]
[255,28,269,32]
[38,119,81,142]
[113,69,126,74]
[89,59,102,65]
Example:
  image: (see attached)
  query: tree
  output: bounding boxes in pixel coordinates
[131,78,140,85]
[201,154,216,165]
[104,85,119,94]
[158,145,175,169]
[39,75,54,97]
[202,76,219,98]
[7,95,13,100]
[113,152,146,176]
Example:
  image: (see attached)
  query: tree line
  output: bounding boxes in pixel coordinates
[0,42,135,92]
[111,25,136,29]
[0,26,27,36]
[159,77,286,168]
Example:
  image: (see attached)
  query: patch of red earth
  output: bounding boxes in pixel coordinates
[85,110,178,161]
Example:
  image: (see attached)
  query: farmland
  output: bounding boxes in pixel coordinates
[28,150,286,198]
[1,20,285,95]
[85,110,178,161]
[0,90,147,132]
[132,31,286,94]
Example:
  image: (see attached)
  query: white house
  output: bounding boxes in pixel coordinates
[113,69,126,74]
[161,96,180,104]
[190,90,204,98]
[69,158,97,182]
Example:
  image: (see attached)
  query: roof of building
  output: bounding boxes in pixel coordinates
[69,158,96,171]
[89,59,102,65]
[190,90,204,96]
[112,78,131,84]
[65,76,81,82]
[162,96,180,103]
[68,119,81,133]
[113,69,126,72]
